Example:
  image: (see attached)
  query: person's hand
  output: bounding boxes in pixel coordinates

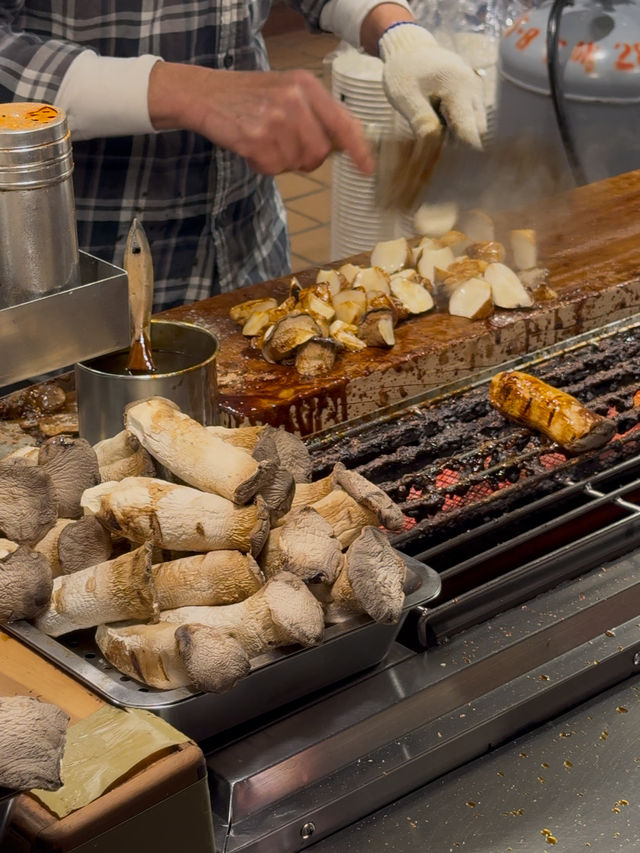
[378,23,486,149]
[148,62,374,176]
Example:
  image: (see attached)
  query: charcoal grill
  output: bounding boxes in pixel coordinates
[8,312,640,852]
[198,311,640,852]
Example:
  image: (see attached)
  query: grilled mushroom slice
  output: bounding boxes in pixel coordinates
[34,542,157,637]
[413,201,459,238]
[296,283,335,322]
[229,297,279,325]
[259,507,343,583]
[466,241,506,263]
[0,459,57,545]
[81,478,270,556]
[484,263,534,309]
[262,312,321,364]
[160,571,325,658]
[509,229,537,270]
[352,266,391,296]
[0,545,53,624]
[325,526,408,624]
[96,622,251,693]
[449,278,494,320]
[416,245,455,282]
[489,371,616,453]
[0,696,69,791]
[370,237,411,274]
[93,430,156,482]
[332,288,367,325]
[315,268,346,296]
[57,515,113,575]
[329,320,367,352]
[390,276,434,315]
[295,337,338,378]
[153,550,264,610]
[125,397,273,505]
[38,436,101,519]
[358,307,395,348]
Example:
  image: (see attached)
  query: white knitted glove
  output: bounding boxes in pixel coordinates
[379,22,487,149]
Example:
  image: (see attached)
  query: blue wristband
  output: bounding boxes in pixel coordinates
[378,20,420,55]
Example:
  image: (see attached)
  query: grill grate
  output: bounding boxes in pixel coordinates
[310,321,640,557]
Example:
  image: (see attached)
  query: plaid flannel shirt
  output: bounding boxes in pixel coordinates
[0,1,329,309]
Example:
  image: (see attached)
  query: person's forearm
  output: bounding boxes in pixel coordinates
[360,3,416,56]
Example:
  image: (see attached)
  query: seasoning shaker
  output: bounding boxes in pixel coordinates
[0,102,79,305]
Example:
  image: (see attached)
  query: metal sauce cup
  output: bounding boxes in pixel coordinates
[75,319,219,444]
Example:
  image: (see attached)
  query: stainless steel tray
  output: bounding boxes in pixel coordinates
[6,554,440,742]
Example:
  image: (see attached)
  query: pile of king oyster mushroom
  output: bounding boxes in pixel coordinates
[230,207,554,378]
[0,396,408,695]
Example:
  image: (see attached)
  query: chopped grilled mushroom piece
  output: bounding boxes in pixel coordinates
[34,518,74,577]
[259,507,342,583]
[489,371,616,453]
[370,237,411,273]
[0,546,53,624]
[466,241,506,263]
[358,307,395,348]
[34,542,157,637]
[438,229,472,256]
[160,571,325,658]
[0,382,66,421]
[484,263,534,309]
[416,246,455,282]
[262,312,321,364]
[325,526,407,624]
[0,459,57,545]
[57,515,113,574]
[439,257,488,293]
[413,201,459,237]
[153,550,264,610]
[315,268,346,296]
[81,478,270,556]
[242,309,275,337]
[93,430,156,482]
[96,622,251,693]
[296,284,335,322]
[0,696,69,791]
[229,297,279,325]
[390,276,434,315]
[518,267,551,290]
[329,320,367,352]
[448,278,494,320]
[457,208,495,242]
[352,266,391,295]
[332,288,367,325]
[338,262,362,285]
[38,436,101,519]
[509,229,537,270]
[125,397,273,505]
[295,337,338,378]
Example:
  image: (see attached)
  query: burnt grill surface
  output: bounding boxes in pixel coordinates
[310,324,640,558]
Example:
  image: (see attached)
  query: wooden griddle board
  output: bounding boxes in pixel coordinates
[163,170,640,436]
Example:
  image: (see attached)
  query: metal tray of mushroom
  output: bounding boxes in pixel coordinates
[5,554,439,741]
[230,207,553,378]
[0,396,441,741]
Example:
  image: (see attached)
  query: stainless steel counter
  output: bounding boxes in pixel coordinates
[310,674,640,852]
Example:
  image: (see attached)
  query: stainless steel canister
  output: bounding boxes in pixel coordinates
[75,319,219,444]
[0,102,79,304]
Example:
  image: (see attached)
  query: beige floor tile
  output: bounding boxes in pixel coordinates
[290,225,331,265]
[305,158,332,187]
[276,171,325,201]
[286,188,331,222]
[286,209,319,234]
[290,253,314,273]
